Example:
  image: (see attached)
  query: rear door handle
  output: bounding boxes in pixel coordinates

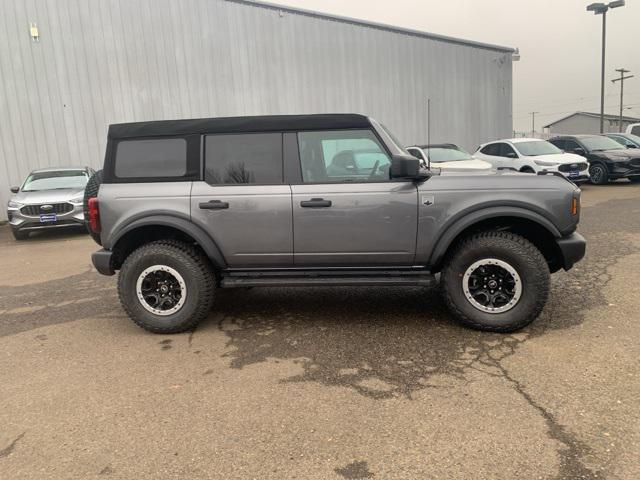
[199,200,229,210]
[300,198,332,208]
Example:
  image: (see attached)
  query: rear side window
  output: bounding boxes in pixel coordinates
[631,125,640,136]
[115,138,187,178]
[205,133,283,185]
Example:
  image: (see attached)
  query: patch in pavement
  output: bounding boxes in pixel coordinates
[335,460,375,479]
[0,271,116,337]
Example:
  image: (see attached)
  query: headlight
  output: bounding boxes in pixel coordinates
[69,195,84,204]
[8,200,22,208]
[534,160,560,167]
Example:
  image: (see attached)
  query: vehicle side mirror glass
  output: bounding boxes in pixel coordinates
[627,144,637,149]
[573,148,586,156]
[505,152,517,159]
[10,186,19,194]
[390,155,424,179]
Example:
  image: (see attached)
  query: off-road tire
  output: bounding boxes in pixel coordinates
[117,240,215,334]
[441,231,550,333]
[589,163,609,185]
[83,169,103,245]
[11,228,28,241]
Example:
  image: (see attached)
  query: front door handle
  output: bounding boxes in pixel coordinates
[300,198,332,208]
[199,200,229,210]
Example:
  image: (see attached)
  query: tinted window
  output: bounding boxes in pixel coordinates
[297,130,391,183]
[205,133,283,185]
[631,125,640,136]
[499,143,517,158]
[480,143,500,156]
[549,139,565,150]
[115,138,187,178]
[564,140,582,152]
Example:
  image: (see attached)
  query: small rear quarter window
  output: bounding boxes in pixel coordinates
[115,138,187,178]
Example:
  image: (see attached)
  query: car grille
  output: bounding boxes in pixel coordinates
[558,162,588,172]
[20,203,74,216]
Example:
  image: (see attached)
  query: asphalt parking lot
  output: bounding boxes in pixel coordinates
[1,184,639,480]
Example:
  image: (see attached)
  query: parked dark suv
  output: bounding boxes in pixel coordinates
[88,114,586,334]
[549,135,640,184]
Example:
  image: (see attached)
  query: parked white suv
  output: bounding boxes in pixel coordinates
[474,138,590,183]
[407,144,492,172]
[626,123,640,136]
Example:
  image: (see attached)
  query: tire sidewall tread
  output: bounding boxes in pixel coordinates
[441,231,550,333]
[117,240,215,334]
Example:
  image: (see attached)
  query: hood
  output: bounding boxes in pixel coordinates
[11,187,85,205]
[532,153,585,164]
[594,149,640,161]
[432,158,493,172]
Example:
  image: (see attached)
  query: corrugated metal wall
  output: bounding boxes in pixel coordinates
[0,0,513,220]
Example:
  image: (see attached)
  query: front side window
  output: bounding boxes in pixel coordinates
[22,170,89,191]
[205,133,283,185]
[480,143,500,156]
[115,138,187,178]
[297,129,391,183]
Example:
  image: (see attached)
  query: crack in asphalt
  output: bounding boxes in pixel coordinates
[0,432,25,459]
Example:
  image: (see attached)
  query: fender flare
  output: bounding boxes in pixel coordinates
[108,214,227,268]
[428,207,561,269]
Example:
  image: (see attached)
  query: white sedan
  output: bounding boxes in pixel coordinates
[474,138,589,183]
[407,144,492,172]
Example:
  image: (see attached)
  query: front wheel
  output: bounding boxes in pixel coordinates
[441,231,550,333]
[589,163,608,185]
[117,240,215,333]
[11,228,28,241]
[630,177,640,184]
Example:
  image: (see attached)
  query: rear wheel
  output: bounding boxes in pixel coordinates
[589,163,608,185]
[117,240,215,333]
[11,228,28,241]
[630,177,640,184]
[441,231,550,332]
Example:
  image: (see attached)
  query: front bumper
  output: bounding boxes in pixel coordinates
[556,232,586,271]
[92,249,115,276]
[8,203,85,231]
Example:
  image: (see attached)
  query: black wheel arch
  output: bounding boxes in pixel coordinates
[107,214,227,270]
[429,208,564,273]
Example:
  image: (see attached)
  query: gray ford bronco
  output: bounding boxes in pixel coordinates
[88,114,586,334]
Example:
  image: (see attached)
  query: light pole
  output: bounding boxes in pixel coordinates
[586,1,626,133]
[612,68,633,132]
[529,112,539,136]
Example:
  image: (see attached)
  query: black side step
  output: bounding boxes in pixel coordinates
[220,269,437,288]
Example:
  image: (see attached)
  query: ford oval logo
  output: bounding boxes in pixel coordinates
[40,204,54,211]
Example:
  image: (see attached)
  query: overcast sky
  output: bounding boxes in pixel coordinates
[272,0,640,133]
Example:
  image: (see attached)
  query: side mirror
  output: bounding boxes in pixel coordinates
[505,152,517,159]
[390,155,428,180]
[573,148,586,156]
[10,187,19,194]
[627,144,638,149]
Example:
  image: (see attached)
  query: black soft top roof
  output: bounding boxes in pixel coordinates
[108,114,372,139]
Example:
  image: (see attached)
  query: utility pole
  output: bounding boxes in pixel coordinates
[611,68,633,132]
[587,1,626,133]
[529,112,539,136]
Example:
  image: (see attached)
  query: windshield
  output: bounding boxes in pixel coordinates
[513,141,561,156]
[612,133,640,146]
[425,147,473,162]
[580,136,626,152]
[22,170,89,192]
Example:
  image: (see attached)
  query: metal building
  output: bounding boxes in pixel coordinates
[0,0,514,220]
[543,111,640,135]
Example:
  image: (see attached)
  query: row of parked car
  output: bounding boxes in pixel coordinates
[406,132,640,185]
